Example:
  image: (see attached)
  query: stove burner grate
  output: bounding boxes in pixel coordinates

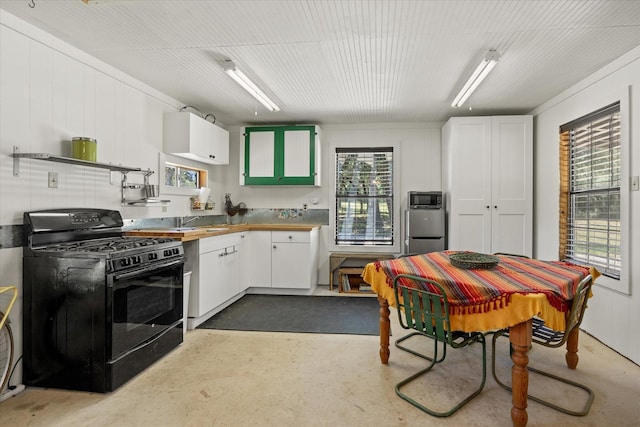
[45,237,175,253]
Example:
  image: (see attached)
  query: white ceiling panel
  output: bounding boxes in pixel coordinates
[1,0,639,126]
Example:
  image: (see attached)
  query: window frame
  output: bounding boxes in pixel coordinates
[159,152,209,196]
[164,162,205,190]
[330,141,400,253]
[560,102,621,278]
[558,91,631,295]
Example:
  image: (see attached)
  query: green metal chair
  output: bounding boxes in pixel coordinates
[491,274,595,416]
[392,274,487,417]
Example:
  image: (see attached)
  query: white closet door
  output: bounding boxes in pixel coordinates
[491,116,533,256]
[447,117,492,253]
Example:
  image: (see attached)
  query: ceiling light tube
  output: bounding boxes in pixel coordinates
[223,63,280,112]
[451,50,501,108]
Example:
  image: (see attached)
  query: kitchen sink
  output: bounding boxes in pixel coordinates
[138,227,197,232]
[206,227,229,232]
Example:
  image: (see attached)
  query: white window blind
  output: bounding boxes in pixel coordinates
[335,148,393,245]
[563,102,621,278]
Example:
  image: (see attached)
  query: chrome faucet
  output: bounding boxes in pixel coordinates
[177,215,201,228]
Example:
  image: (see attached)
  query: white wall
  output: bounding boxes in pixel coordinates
[318,123,443,279]
[223,123,444,283]
[0,11,211,386]
[4,7,637,381]
[532,45,640,364]
[0,11,446,388]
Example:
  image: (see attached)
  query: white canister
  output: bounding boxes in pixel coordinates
[198,187,210,204]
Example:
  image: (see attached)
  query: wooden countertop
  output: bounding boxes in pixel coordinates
[125,224,320,242]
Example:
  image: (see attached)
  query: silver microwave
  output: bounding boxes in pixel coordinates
[408,191,443,209]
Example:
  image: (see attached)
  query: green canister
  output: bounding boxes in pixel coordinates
[72,137,97,162]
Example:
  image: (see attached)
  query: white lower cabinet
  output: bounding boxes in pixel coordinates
[248,229,319,290]
[271,231,317,289]
[185,233,241,329]
[184,227,319,328]
[248,231,272,288]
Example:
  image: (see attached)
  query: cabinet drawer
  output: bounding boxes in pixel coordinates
[271,231,310,243]
[199,233,241,254]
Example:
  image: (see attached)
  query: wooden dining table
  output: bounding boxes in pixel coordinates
[361,251,595,427]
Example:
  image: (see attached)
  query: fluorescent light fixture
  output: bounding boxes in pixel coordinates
[451,50,501,108]
[223,61,280,112]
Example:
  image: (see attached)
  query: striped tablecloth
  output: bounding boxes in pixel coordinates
[362,251,596,332]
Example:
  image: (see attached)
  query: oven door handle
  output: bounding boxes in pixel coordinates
[112,258,184,281]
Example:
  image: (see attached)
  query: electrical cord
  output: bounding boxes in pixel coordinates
[178,106,216,124]
[178,105,204,118]
[6,355,21,391]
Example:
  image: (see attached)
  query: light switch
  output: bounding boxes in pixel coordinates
[48,172,58,188]
[632,176,639,191]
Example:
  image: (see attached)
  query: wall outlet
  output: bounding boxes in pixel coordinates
[303,203,308,210]
[48,172,58,188]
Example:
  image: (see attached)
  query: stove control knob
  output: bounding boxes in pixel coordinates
[164,249,172,256]
[120,258,130,266]
[131,256,141,265]
[149,252,158,260]
[172,248,180,255]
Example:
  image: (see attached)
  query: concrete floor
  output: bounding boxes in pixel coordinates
[1,288,639,427]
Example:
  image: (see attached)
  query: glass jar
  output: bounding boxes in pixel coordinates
[72,137,97,162]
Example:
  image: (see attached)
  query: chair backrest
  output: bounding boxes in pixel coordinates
[565,275,593,335]
[532,274,593,347]
[393,274,452,345]
[492,254,594,347]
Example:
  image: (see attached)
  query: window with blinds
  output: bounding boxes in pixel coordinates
[335,147,393,245]
[559,102,621,278]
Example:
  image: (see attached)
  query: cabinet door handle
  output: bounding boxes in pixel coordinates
[494,205,498,209]
[486,205,490,209]
[273,245,277,249]
[209,154,215,159]
[288,235,292,240]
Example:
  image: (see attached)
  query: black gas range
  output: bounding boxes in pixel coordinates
[30,235,184,273]
[23,209,184,392]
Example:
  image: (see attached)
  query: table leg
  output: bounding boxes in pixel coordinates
[565,327,580,369]
[510,319,532,427]
[377,295,390,364]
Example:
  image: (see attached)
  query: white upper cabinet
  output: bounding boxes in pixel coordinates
[442,115,533,257]
[163,111,229,165]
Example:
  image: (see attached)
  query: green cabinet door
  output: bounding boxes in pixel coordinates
[244,125,317,185]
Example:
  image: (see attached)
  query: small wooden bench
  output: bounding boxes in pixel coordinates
[329,252,395,292]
